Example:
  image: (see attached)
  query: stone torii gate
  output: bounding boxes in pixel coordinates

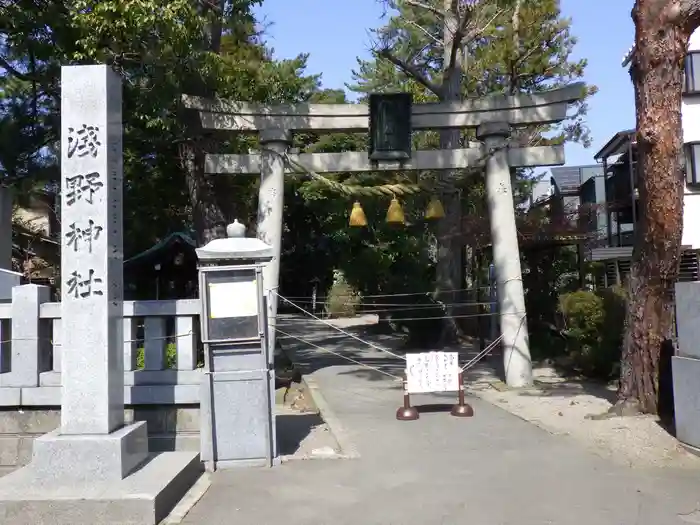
[183,84,584,388]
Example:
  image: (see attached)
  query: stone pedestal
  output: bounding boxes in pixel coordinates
[0,452,201,525]
[0,65,201,525]
[30,422,149,483]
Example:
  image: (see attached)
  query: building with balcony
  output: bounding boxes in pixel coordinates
[550,164,606,234]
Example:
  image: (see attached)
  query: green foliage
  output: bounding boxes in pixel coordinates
[324,283,361,318]
[523,246,581,359]
[1,0,318,257]
[136,343,177,370]
[352,0,596,146]
[324,272,361,318]
[558,287,626,379]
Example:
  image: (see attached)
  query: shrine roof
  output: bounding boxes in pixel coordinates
[124,231,196,267]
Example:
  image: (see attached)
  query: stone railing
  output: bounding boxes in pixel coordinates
[0,284,202,407]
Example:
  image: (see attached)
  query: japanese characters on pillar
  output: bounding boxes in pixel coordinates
[63,125,106,299]
[63,128,112,296]
[60,65,124,435]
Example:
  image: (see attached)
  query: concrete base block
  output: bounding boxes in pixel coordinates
[0,406,201,469]
[672,355,700,449]
[0,451,202,525]
[31,421,149,483]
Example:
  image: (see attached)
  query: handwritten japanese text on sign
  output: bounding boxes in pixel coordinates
[405,351,459,394]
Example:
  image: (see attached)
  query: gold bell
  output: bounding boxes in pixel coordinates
[425,195,445,220]
[349,201,368,227]
[386,198,405,225]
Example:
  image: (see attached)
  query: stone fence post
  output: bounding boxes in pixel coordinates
[0,284,51,388]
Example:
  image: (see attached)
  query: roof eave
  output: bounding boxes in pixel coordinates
[593,129,636,161]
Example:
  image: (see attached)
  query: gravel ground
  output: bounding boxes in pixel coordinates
[276,381,344,460]
[468,365,700,469]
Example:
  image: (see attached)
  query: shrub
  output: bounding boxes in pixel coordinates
[558,287,626,379]
[136,343,178,369]
[324,274,361,318]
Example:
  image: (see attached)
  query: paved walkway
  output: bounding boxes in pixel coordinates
[183,317,700,525]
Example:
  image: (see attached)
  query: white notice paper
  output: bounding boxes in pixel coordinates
[405,351,460,394]
[208,280,258,319]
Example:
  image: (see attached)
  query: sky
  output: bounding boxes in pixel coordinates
[253,0,636,167]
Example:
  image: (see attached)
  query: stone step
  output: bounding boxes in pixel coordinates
[0,451,202,525]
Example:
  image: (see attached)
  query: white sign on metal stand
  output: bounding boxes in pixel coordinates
[406,351,460,393]
[398,351,473,421]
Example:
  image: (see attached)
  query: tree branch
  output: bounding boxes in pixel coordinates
[376,48,445,97]
[448,2,471,71]
[464,8,505,43]
[507,0,522,94]
[403,0,445,19]
[449,6,505,71]
[514,30,566,71]
[198,0,223,13]
[406,19,444,46]
[0,55,36,82]
[674,0,700,28]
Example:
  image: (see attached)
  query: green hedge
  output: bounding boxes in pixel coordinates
[324,281,361,318]
[558,287,626,379]
[136,343,178,369]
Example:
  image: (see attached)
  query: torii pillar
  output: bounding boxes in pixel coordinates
[478,122,531,387]
[258,129,292,351]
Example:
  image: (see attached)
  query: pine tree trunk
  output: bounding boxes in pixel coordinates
[179,0,228,246]
[435,0,464,344]
[617,0,691,414]
[178,137,227,246]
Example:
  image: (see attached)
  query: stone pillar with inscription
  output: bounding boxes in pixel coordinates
[0,65,201,525]
[59,65,128,436]
[26,65,149,479]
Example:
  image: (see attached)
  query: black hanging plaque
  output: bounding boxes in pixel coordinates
[368,93,412,162]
